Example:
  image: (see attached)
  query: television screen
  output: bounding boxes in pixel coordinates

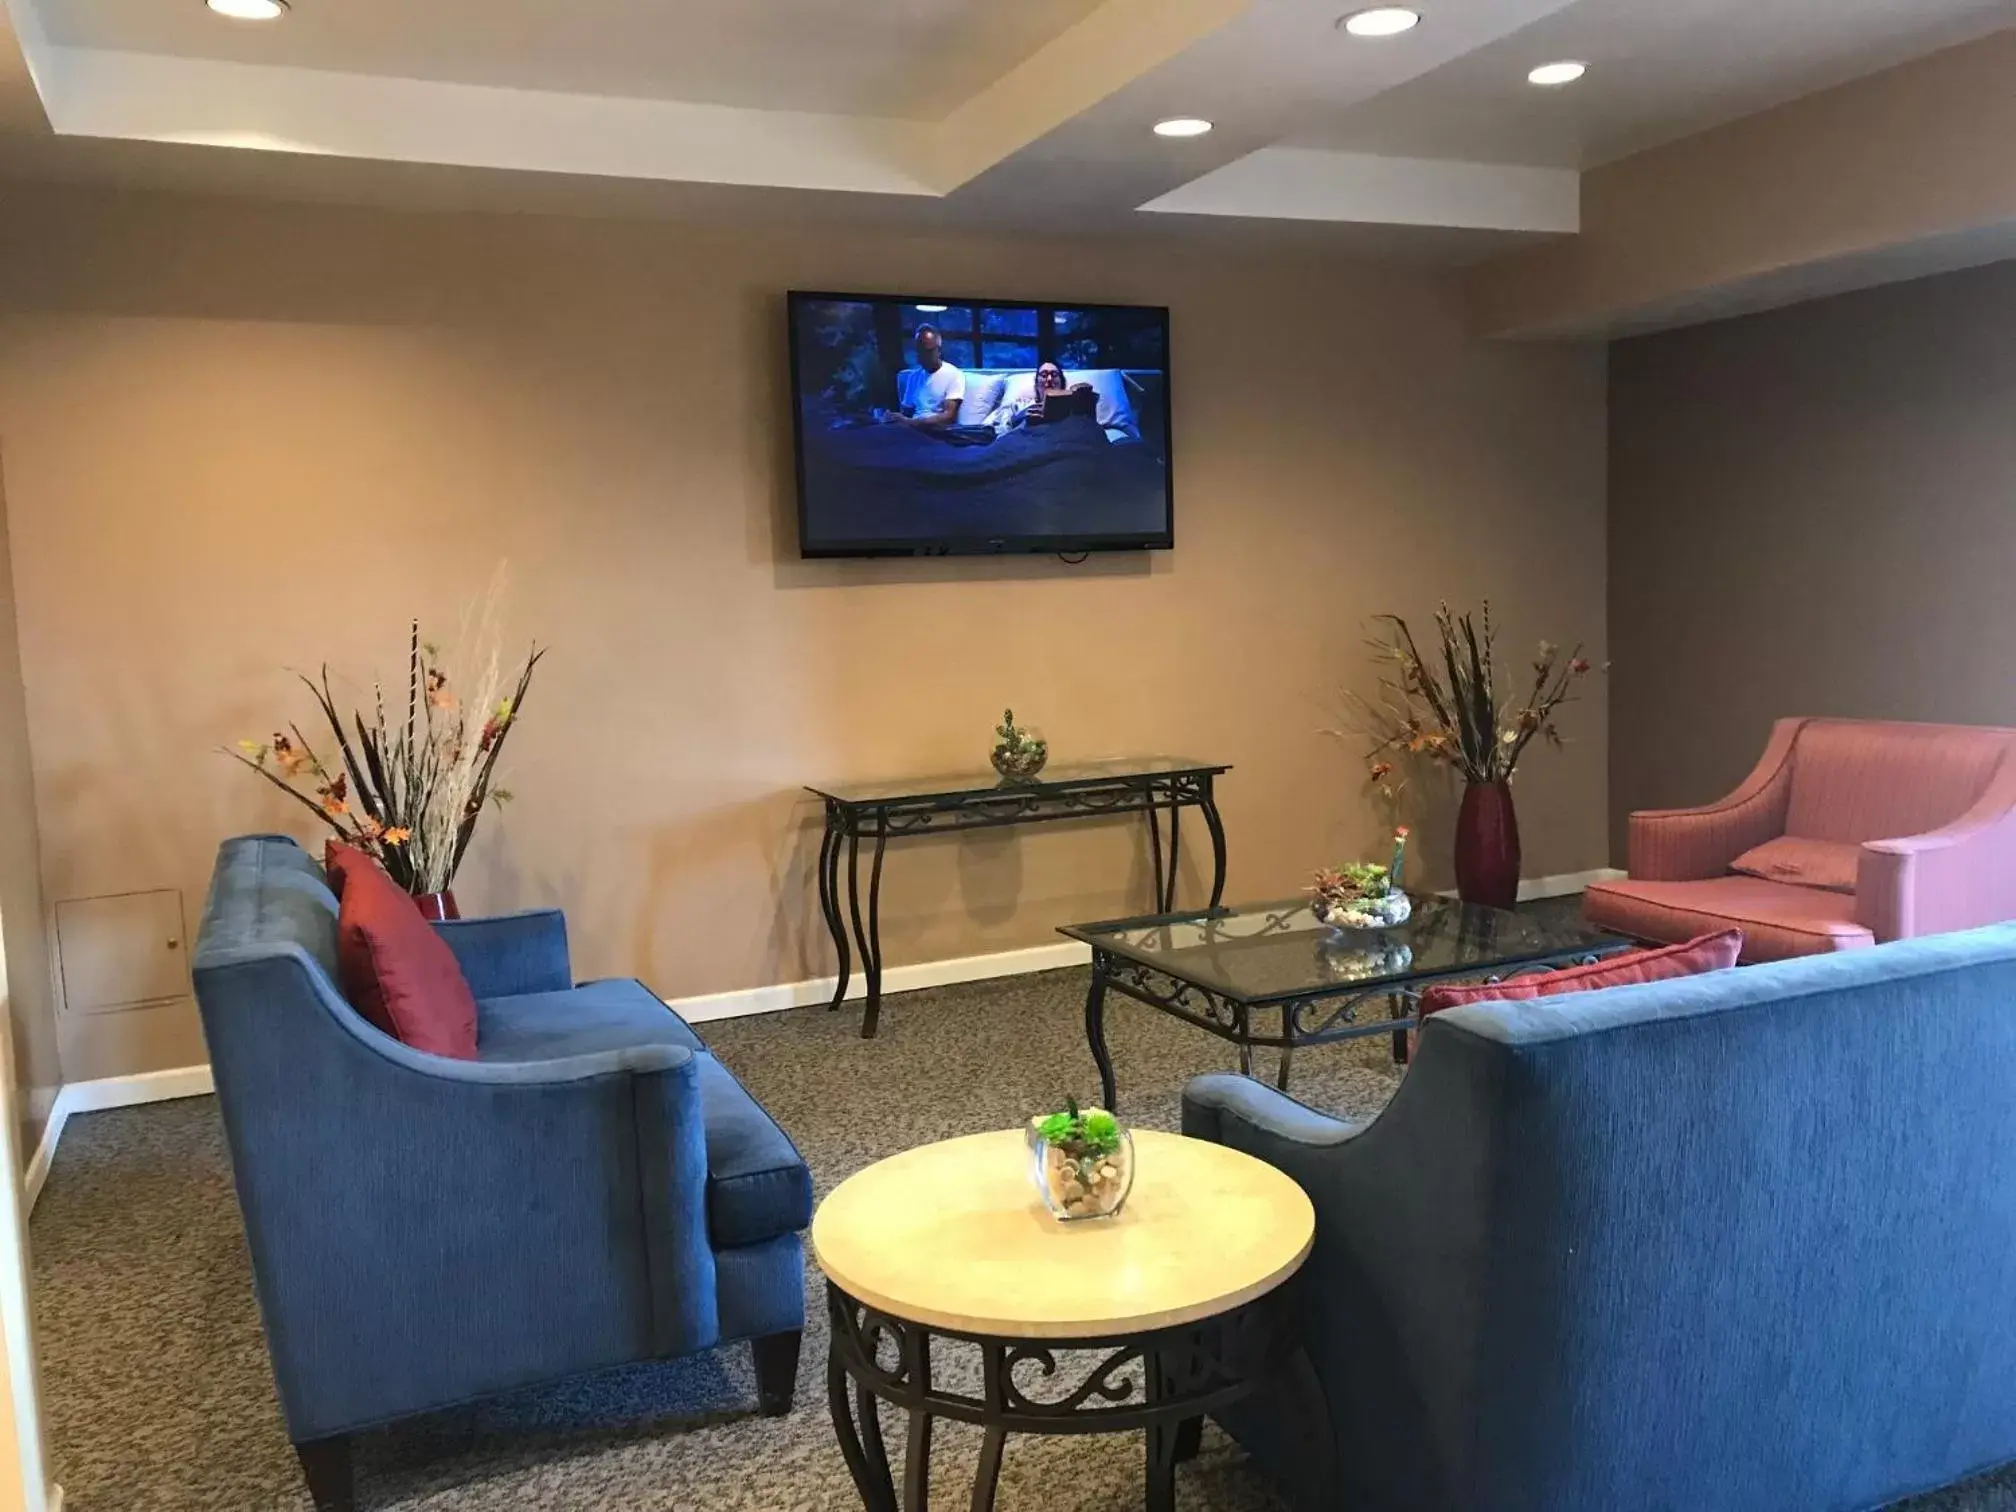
[788,291,1173,557]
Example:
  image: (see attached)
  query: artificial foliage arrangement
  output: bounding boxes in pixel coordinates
[1342,602,1593,785]
[1310,827,1412,930]
[991,708,1049,781]
[229,601,543,901]
[1028,1096,1134,1220]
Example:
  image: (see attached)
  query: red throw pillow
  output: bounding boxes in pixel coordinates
[324,838,362,898]
[1417,928,1744,1025]
[333,847,479,1059]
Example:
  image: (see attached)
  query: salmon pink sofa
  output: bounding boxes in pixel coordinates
[1585,718,2016,961]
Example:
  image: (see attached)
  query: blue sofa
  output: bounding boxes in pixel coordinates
[191,835,811,1512]
[1183,925,2016,1512]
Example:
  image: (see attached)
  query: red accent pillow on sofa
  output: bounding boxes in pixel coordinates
[1416,928,1745,1025]
[330,843,479,1059]
[324,838,359,898]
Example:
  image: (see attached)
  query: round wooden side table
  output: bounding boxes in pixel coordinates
[811,1129,1331,1512]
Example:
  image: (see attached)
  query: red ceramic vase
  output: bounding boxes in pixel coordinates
[411,890,461,922]
[1454,780,1521,910]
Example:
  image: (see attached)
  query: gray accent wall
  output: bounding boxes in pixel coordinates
[1608,258,2016,859]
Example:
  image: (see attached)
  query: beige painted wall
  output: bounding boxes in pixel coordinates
[1609,257,2016,851]
[0,451,58,1146]
[1470,28,2016,338]
[0,185,1609,1080]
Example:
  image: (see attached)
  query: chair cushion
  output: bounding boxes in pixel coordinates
[475,981,809,1247]
[1730,836,1861,893]
[693,1053,814,1249]
[476,978,705,1061]
[1584,876,1874,963]
[1418,929,1743,1021]
[332,845,479,1059]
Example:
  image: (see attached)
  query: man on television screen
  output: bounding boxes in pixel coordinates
[888,325,964,429]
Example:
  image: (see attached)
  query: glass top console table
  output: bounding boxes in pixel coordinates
[807,758,1232,1038]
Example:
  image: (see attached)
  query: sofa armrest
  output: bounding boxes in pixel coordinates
[1857,755,2016,940]
[1182,1074,1367,1155]
[431,909,571,997]
[1626,718,1804,880]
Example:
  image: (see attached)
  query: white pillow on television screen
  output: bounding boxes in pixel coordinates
[956,373,1008,426]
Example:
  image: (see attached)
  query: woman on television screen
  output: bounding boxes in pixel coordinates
[998,361,1097,431]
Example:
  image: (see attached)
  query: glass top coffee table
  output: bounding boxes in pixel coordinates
[1061,894,1629,1111]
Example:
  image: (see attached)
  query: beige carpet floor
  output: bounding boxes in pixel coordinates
[28,964,2016,1511]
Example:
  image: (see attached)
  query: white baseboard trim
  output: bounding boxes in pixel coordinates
[1519,867,1627,901]
[25,1065,217,1214]
[1438,867,1625,903]
[673,940,1093,1024]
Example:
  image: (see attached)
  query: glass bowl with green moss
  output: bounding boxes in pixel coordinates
[1027,1098,1135,1221]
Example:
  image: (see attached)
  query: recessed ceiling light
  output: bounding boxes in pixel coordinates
[1152,118,1214,139]
[1527,60,1587,86]
[914,305,948,314]
[1341,8,1421,37]
[207,0,288,16]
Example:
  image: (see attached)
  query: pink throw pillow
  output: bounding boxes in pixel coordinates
[332,845,479,1059]
[1729,836,1861,893]
[1416,928,1744,1028]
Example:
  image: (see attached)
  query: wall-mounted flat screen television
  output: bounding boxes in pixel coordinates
[787,291,1173,557]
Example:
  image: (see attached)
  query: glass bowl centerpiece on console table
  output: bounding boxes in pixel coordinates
[1337,603,1598,909]
[990,709,1049,782]
[225,591,543,919]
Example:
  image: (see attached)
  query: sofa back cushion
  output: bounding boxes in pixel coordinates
[197,834,341,981]
[1786,720,2012,845]
[1392,923,2016,1512]
[332,845,479,1059]
[1418,928,1743,1021]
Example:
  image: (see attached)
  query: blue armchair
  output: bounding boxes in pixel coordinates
[1183,924,2016,1512]
[192,836,811,1511]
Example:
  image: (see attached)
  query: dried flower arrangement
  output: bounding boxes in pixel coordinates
[1339,602,1594,786]
[227,587,543,897]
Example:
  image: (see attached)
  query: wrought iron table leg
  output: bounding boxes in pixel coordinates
[828,1349,897,1512]
[1237,1041,1254,1078]
[845,826,870,1021]
[1275,1042,1294,1093]
[969,1425,1006,1512]
[1389,992,1411,1066]
[859,1379,894,1501]
[902,1407,933,1512]
[1200,781,1229,910]
[1145,1347,1179,1512]
[1145,793,1166,915]
[1172,1417,1203,1464]
[821,812,852,1011]
[1085,965,1119,1113]
[861,825,888,1039]
[1163,801,1182,914]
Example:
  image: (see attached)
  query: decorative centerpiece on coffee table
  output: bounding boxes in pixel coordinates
[1310,826,1412,930]
[1028,1098,1133,1220]
[991,709,1049,782]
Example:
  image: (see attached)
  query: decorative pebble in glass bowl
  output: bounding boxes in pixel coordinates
[1027,1099,1134,1221]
